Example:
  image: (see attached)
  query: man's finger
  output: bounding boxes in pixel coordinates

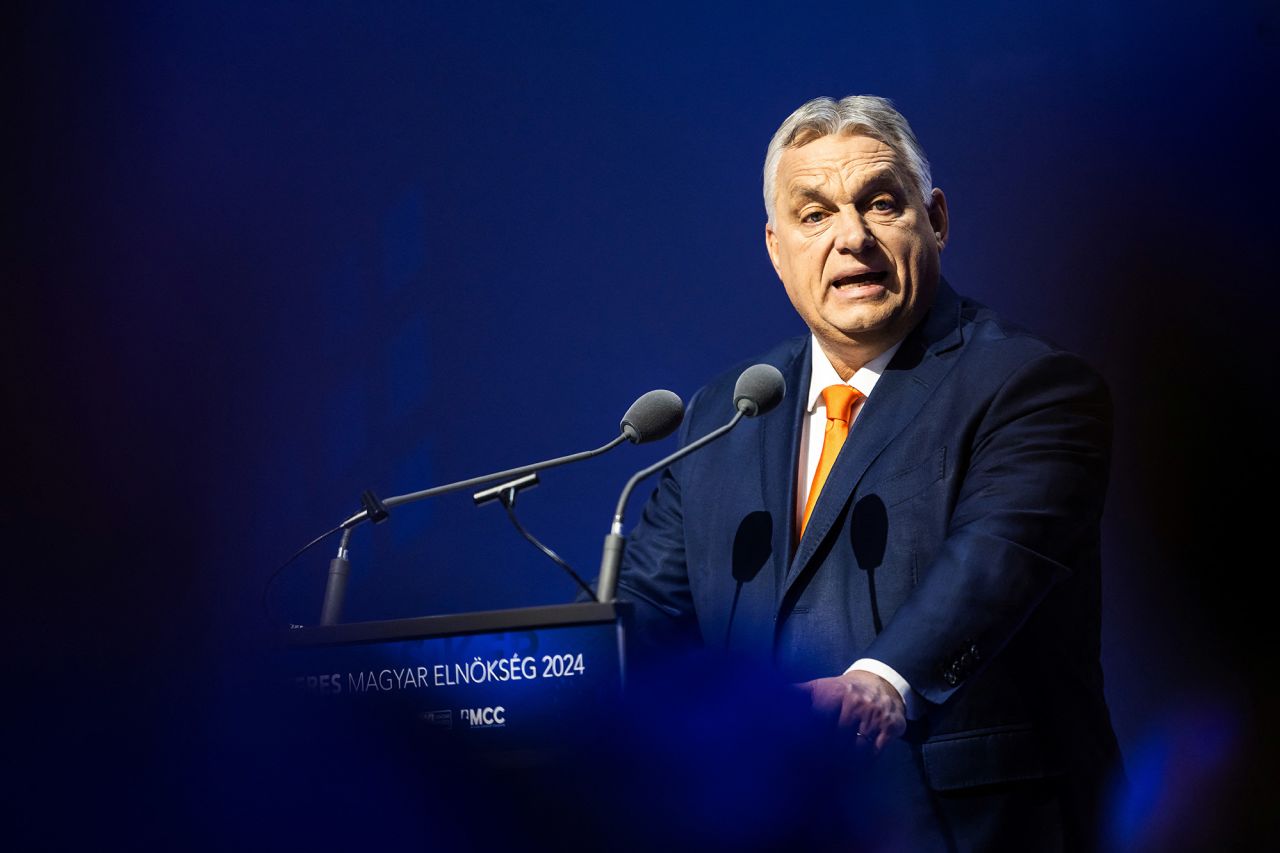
[837,697,864,730]
[873,729,893,752]
[853,728,878,755]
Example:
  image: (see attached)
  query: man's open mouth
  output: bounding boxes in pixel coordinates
[831,271,888,288]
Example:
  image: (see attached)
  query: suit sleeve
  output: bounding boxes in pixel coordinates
[862,349,1112,707]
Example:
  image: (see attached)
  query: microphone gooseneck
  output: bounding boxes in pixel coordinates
[339,434,629,528]
[595,364,786,603]
[611,410,744,532]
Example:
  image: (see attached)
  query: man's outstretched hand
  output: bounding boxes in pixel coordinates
[798,670,907,754]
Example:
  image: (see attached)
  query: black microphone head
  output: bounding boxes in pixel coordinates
[620,389,685,443]
[733,364,786,417]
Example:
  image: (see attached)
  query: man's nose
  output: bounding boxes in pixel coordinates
[833,209,876,254]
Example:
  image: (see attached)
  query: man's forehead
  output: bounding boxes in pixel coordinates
[779,133,905,192]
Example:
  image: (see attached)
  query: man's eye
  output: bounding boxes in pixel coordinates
[801,210,827,224]
[870,197,897,213]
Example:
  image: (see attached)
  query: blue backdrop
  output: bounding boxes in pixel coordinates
[12,1,1276,848]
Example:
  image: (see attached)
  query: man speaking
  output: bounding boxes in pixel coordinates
[615,96,1121,849]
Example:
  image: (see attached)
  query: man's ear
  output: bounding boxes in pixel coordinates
[928,188,949,250]
[765,222,783,277]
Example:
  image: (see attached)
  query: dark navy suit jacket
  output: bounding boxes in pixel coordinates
[617,281,1121,849]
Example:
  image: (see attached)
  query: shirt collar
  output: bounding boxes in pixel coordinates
[806,334,904,414]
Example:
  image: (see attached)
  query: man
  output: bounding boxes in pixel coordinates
[616,96,1121,850]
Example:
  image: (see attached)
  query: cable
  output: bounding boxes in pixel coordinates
[500,490,595,599]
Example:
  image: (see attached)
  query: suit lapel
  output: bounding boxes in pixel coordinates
[781,281,968,599]
[757,338,810,603]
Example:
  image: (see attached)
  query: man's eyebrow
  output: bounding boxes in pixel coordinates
[787,169,906,207]
[859,170,903,194]
[787,186,832,205]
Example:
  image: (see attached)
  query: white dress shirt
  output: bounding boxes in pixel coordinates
[798,334,921,718]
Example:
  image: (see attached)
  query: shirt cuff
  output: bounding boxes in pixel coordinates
[845,658,922,719]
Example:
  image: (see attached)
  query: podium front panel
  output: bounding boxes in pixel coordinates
[282,602,627,752]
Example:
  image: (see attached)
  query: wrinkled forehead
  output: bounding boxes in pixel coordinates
[777,132,909,195]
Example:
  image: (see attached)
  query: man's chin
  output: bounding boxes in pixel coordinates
[826,310,896,340]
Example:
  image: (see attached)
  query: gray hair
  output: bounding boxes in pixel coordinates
[763,95,933,225]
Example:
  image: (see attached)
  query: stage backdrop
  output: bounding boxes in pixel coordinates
[12,1,1276,848]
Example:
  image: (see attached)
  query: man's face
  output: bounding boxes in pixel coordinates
[766,133,948,364]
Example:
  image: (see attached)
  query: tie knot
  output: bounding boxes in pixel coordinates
[821,384,862,424]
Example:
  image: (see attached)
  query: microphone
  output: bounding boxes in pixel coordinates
[594,364,785,603]
[733,363,786,416]
[311,388,685,626]
[621,389,684,444]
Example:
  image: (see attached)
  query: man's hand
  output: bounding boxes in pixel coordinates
[797,670,906,754]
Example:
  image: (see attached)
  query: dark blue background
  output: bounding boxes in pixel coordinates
[11,1,1276,848]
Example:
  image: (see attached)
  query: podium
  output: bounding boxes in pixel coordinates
[283,601,629,753]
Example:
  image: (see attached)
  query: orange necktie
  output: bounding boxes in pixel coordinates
[800,384,863,537]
